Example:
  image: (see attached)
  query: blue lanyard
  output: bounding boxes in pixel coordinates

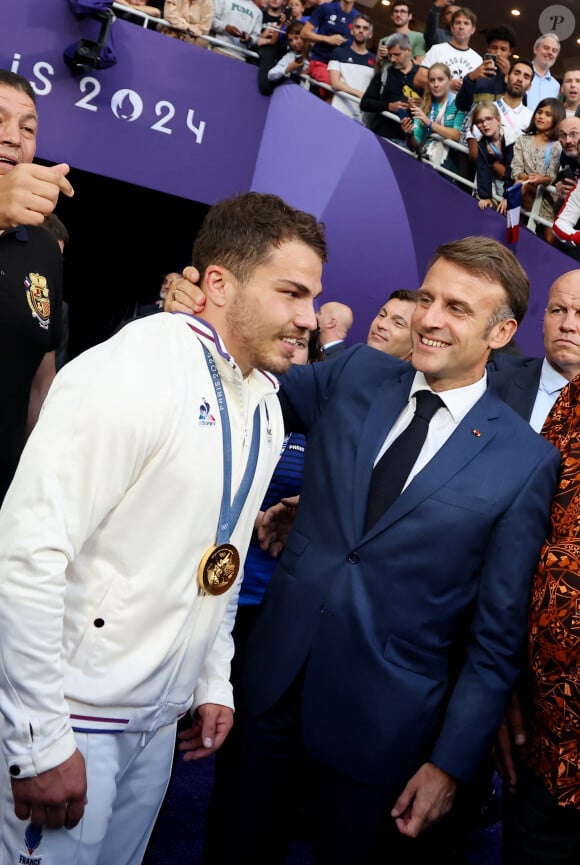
[201,343,261,544]
[497,100,515,129]
[430,94,452,125]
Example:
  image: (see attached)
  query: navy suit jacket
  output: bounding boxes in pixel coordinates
[320,340,348,360]
[489,356,543,423]
[243,345,559,788]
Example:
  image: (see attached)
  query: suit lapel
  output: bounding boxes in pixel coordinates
[361,387,501,540]
[493,359,542,422]
[517,364,542,420]
[353,367,414,529]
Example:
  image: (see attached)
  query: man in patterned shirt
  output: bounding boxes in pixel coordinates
[493,269,580,865]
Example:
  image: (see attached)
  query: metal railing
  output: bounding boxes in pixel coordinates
[111,3,164,28]
[299,75,556,232]
[110,8,558,237]
[111,2,259,59]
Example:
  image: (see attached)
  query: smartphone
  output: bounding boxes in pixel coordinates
[484,53,497,64]
[283,4,292,17]
[295,52,303,61]
[560,165,580,183]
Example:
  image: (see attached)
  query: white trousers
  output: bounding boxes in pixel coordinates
[0,723,176,865]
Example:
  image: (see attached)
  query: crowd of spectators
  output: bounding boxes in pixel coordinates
[6,8,580,862]
[113,0,580,259]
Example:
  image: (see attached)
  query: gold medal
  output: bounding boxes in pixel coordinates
[198,543,240,595]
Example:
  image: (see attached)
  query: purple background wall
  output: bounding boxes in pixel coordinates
[1,1,267,203]
[1,0,577,354]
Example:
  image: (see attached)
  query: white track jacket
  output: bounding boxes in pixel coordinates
[0,313,282,779]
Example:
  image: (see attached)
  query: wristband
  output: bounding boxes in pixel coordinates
[427,120,433,132]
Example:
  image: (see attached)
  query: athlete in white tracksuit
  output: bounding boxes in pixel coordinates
[0,312,284,865]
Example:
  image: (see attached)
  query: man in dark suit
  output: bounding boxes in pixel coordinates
[316,300,353,358]
[490,269,580,865]
[491,269,580,428]
[171,236,560,864]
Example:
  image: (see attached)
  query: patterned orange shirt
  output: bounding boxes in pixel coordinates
[523,377,580,807]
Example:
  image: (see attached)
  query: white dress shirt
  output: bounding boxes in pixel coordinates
[374,370,487,490]
[529,358,569,433]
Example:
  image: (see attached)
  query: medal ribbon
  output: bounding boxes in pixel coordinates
[202,344,261,544]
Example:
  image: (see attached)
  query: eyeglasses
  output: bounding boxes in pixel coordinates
[559,131,580,140]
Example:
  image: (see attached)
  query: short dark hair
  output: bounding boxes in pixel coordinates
[428,236,529,325]
[389,289,418,303]
[392,2,412,12]
[193,192,327,285]
[0,69,36,104]
[485,25,517,48]
[43,213,70,247]
[508,57,533,76]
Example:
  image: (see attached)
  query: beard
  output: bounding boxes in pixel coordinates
[225,291,295,376]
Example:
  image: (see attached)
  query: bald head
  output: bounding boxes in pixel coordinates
[543,270,580,381]
[317,302,354,346]
[558,115,580,157]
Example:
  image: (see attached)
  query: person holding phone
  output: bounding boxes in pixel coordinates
[360,32,423,141]
[555,115,580,201]
[552,116,580,260]
[210,0,263,58]
[287,0,308,23]
[401,61,465,169]
[376,1,425,68]
[256,0,293,93]
[471,101,516,213]
[267,21,310,86]
[454,24,517,117]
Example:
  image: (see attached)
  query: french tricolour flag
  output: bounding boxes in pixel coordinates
[505,182,523,245]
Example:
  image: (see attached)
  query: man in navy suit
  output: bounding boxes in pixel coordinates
[316,300,353,358]
[491,270,580,429]
[490,269,580,865]
[170,236,560,864]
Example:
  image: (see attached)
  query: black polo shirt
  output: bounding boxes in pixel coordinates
[0,225,63,503]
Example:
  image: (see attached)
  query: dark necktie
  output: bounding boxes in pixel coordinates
[364,390,444,531]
